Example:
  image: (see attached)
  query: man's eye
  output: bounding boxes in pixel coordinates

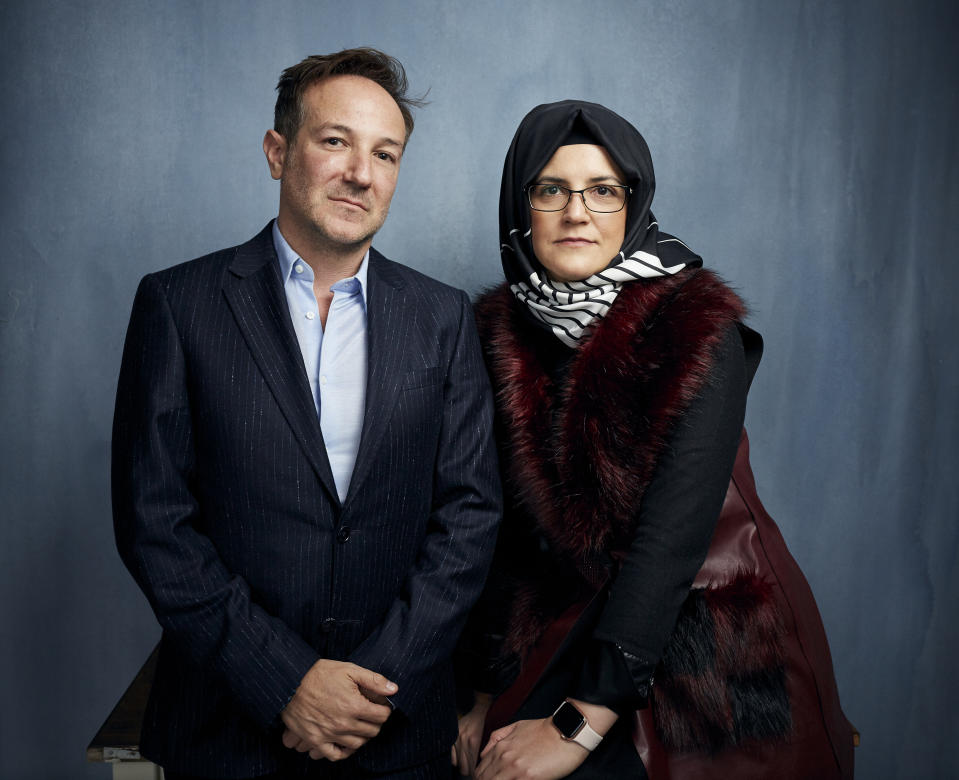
[324,137,343,147]
[375,152,396,163]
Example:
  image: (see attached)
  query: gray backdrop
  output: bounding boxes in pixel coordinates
[1,1,956,778]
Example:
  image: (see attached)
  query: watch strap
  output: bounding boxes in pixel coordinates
[572,719,603,751]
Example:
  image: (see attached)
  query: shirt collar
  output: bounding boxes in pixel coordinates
[272,220,369,306]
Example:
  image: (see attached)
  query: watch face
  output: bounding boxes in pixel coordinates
[552,701,586,739]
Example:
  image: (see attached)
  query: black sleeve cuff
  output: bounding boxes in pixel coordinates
[571,640,654,713]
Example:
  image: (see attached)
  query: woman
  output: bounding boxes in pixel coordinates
[452,101,855,779]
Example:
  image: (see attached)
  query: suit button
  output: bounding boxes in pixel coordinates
[336,526,351,543]
[320,618,336,633]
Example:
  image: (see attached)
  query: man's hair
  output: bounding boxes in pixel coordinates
[274,48,423,145]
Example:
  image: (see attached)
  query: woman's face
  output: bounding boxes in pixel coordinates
[529,144,628,283]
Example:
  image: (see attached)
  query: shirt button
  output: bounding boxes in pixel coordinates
[320,374,327,386]
[336,526,351,543]
[295,264,304,274]
[305,311,315,320]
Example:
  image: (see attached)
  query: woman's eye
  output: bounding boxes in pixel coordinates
[591,185,615,198]
[538,185,562,197]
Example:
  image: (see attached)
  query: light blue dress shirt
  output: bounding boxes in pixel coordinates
[272,221,368,504]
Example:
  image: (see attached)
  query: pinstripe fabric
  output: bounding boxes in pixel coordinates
[112,223,501,777]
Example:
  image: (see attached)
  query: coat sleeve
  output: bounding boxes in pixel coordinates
[112,273,319,729]
[347,289,502,715]
[572,325,748,710]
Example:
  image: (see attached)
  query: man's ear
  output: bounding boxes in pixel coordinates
[263,129,288,180]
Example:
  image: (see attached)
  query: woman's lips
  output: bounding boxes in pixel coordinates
[556,237,595,246]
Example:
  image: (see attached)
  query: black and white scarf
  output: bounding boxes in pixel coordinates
[499,100,702,347]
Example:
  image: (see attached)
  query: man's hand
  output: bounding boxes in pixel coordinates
[280,658,397,761]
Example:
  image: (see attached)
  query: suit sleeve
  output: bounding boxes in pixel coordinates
[112,274,319,729]
[348,289,502,715]
[572,325,748,709]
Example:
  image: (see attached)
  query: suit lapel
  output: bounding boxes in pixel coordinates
[345,249,411,505]
[222,223,340,506]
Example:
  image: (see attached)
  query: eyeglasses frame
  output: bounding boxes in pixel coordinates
[525,182,632,213]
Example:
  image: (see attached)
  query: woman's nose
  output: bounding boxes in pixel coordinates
[562,191,591,220]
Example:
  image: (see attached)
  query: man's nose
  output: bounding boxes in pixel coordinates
[344,151,373,187]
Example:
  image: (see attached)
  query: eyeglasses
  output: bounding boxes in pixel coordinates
[526,182,631,213]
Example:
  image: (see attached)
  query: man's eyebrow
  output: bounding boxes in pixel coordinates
[316,123,351,136]
[319,123,404,149]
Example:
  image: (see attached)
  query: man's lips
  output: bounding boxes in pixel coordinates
[330,196,369,211]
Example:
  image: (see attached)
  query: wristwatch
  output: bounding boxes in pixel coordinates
[551,700,603,751]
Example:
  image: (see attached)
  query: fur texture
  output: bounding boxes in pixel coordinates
[652,572,790,752]
[475,271,791,753]
[476,270,745,580]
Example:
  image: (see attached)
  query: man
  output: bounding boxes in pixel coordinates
[112,48,501,779]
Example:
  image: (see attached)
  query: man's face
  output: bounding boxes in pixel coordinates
[267,75,407,255]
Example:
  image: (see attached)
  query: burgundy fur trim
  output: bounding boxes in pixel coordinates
[651,572,791,753]
[475,269,746,657]
[502,583,554,659]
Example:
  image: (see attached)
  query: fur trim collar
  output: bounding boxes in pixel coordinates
[475,269,746,586]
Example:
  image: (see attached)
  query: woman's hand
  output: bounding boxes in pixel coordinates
[451,691,494,777]
[474,717,590,780]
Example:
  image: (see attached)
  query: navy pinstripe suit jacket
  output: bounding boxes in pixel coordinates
[112,223,501,776]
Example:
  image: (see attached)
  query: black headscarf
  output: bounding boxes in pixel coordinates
[499,100,702,346]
